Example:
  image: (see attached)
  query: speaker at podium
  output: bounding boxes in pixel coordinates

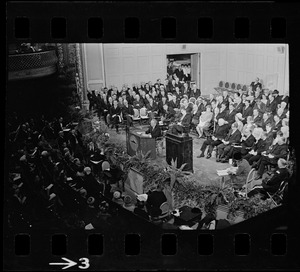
[126,129,156,159]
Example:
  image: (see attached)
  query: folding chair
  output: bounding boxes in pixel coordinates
[140,107,150,125]
[244,168,257,197]
[266,180,288,206]
[189,97,196,104]
[158,201,170,221]
[132,108,141,126]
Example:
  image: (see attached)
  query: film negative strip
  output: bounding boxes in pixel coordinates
[5,1,300,271]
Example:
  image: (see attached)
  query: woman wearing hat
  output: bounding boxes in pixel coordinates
[227,152,251,190]
[122,195,135,212]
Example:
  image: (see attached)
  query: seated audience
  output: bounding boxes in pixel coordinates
[254,136,288,180]
[248,158,290,198]
[244,130,272,165]
[216,122,242,162]
[197,118,229,159]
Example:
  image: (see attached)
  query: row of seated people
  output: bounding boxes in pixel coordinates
[86,81,289,138]
[197,119,290,191]
[6,110,178,230]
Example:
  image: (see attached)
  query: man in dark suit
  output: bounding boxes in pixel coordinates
[254,136,288,180]
[224,103,236,126]
[216,122,242,162]
[244,131,271,165]
[216,103,227,121]
[234,94,244,114]
[121,99,134,127]
[250,77,262,92]
[189,83,201,99]
[241,99,253,124]
[110,100,122,133]
[222,128,255,162]
[145,119,162,139]
[171,106,193,135]
[253,98,267,115]
[266,94,278,115]
[248,158,289,198]
[197,118,230,159]
[252,109,262,126]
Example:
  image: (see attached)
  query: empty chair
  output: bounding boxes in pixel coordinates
[140,107,149,125]
[158,201,170,220]
[236,83,242,91]
[225,82,230,88]
[219,81,225,88]
[242,85,247,92]
[189,97,196,104]
[132,108,141,125]
[231,83,236,90]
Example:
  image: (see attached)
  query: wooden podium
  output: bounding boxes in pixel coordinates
[126,130,156,159]
[166,132,193,172]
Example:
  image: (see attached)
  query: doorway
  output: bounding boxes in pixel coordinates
[166,53,201,89]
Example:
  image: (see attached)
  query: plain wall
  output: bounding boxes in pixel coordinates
[82,43,289,95]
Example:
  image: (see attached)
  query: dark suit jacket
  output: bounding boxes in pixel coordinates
[216,109,227,120]
[241,134,255,149]
[214,124,230,140]
[145,124,162,139]
[110,106,121,116]
[121,105,134,117]
[253,138,269,155]
[147,102,158,112]
[266,100,278,115]
[225,129,242,144]
[253,115,262,125]
[242,106,253,120]
[262,168,289,194]
[253,102,267,114]
[168,100,177,110]
[133,100,144,109]
[181,113,192,127]
[189,89,201,99]
[225,110,236,125]
[267,143,288,159]
[235,102,244,113]
[259,117,274,130]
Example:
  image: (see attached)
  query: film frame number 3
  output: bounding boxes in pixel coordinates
[49,257,90,270]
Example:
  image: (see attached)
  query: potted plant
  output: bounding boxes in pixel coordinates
[227,194,276,221]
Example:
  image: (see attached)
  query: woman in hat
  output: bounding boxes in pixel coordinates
[122,195,135,212]
[112,191,124,205]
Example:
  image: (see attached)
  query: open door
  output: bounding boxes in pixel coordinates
[191,53,201,88]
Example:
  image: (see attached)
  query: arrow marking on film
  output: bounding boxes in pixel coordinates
[49,257,77,270]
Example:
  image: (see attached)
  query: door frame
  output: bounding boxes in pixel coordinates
[166,53,202,92]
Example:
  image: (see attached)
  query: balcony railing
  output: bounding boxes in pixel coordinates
[8,50,58,80]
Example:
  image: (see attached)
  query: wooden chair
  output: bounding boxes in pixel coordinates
[231,83,237,90]
[225,82,230,89]
[219,81,225,88]
[236,84,242,91]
